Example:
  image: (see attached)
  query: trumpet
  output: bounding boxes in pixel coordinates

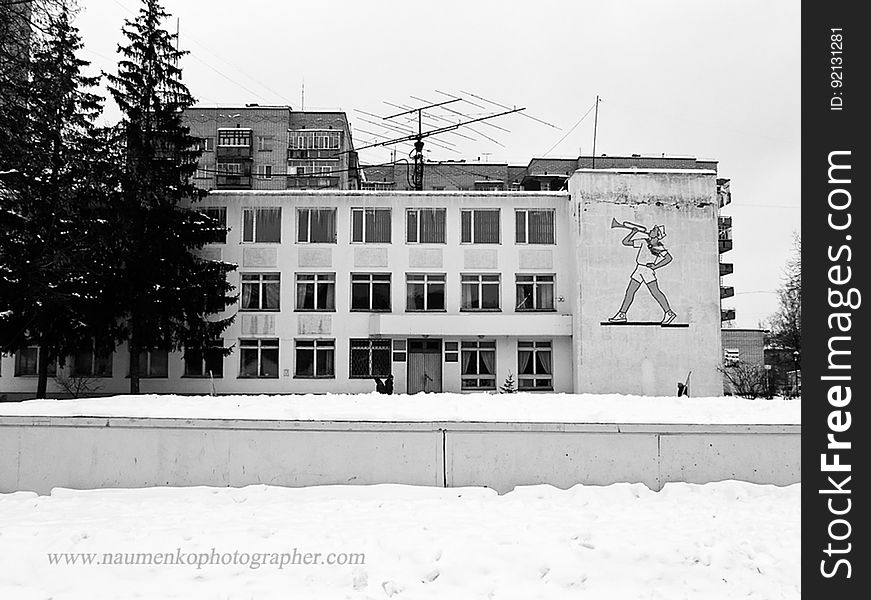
[610,218,647,233]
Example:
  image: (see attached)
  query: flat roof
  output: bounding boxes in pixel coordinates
[206,189,569,198]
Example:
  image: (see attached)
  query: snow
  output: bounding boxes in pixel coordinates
[0,393,801,424]
[0,481,800,599]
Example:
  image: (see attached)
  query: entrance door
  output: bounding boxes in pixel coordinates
[407,339,442,393]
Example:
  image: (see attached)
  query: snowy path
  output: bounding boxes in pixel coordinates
[0,482,799,599]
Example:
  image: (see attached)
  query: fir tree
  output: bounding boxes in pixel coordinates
[0,2,116,398]
[500,372,517,394]
[106,0,235,394]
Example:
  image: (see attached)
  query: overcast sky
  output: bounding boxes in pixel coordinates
[75,0,800,328]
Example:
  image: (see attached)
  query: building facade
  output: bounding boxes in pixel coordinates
[0,169,724,399]
[182,106,360,193]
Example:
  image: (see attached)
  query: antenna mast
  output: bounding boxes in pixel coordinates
[591,95,600,169]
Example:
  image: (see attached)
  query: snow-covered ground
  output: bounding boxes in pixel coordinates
[0,393,801,424]
[0,482,799,599]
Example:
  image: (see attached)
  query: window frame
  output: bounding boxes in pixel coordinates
[351,273,392,312]
[217,128,252,147]
[461,340,497,390]
[350,207,392,244]
[135,348,169,379]
[295,272,336,312]
[349,338,392,379]
[199,206,227,244]
[406,273,446,312]
[517,340,554,390]
[515,208,556,245]
[183,339,225,378]
[460,208,501,244]
[460,273,501,311]
[297,207,338,244]
[241,207,281,243]
[515,274,556,312]
[239,338,279,378]
[14,346,56,377]
[406,208,447,244]
[256,164,273,180]
[240,273,281,312]
[294,338,336,379]
[70,340,113,378]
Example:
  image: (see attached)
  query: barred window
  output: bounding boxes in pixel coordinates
[242,207,281,243]
[349,338,392,378]
[515,209,555,244]
[295,339,335,378]
[295,273,335,311]
[239,338,279,378]
[351,208,391,243]
[461,340,496,390]
[406,208,446,243]
[518,341,553,390]
[351,273,391,311]
[406,273,445,311]
[241,273,280,311]
[461,274,500,310]
[297,208,337,243]
[184,339,224,378]
[460,209,500,244]
[516,274,555,311]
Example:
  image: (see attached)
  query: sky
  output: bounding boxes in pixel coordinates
[74,0,800,328]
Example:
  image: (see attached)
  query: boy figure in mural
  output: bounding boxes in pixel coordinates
[609,224,677,324]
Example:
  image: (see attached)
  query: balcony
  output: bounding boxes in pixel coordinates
[216,175,252,189]
[721,309,736,321]
[720,262,734,276]
[720,286,735,299]
[717,178,731,208]
[217,146,253,160]
[370,313,573,337]
[719,239,734,253]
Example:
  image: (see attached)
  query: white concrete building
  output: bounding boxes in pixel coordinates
[0,169,724,399]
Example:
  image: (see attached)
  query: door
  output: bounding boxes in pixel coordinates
[407,339,442,393]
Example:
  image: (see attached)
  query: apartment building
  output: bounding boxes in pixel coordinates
[0,168,725,399]
[182,106,360,192]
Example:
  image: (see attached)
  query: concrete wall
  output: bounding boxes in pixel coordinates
[0,417,800,495]
[569,170,723,396]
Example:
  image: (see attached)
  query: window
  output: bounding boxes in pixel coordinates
[461,209,500,243]
[474,181,502,191]
[239,338,279,378]
[15,346,56,377]
[406,273,445,311]
[198,137,214,152]
[184,339,224,378]
[361,181,395,191]
[288,160,337,176]
[288,130,341,150]
[256,164,273,180]
[518,341,553,390]
[351,273,391,311]
[71,341,113,377]
[295,339,335,378]
[295,273,335,311]
[406,208,446,243]
[351,208,391,243]
[257,135,273,152]
[461,274,500,311]
[241,273,280,311]
[516,209,555,244]
[516,274,555,311]
[217,128,251,147]
[349,338,392,378]
[199,207,227,244]
[724,348,740,365]
[242,207,281,243]
[136,349,169,378]
[461,340,496,390]
[217,162,243,175]
[297,208,337,243]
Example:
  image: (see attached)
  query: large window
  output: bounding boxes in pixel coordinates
[184,339,224,378]
[242,207,281,243]
[297,208,337,243]
[461,340,496,390]
[460,209,500,244]
[516,209,555,244]
[288,130,341,150]
[406,208,446,243]
[295,273,335,311]
[240,338,279,378]
[406,273,445,311]
[349,338,392,378]
[289,160,337,176]
[199,207,227,244]
[461,274,500,311]
[217,128,251,147]
[518,341,553,390]
[351,208,391,243]
[294,339,335,378]
[241,273,280,311]
[71,341,113,377]
[516,274,555,311]
[14,346,56,377]
[351,273,391,311]
[136,349,168,378]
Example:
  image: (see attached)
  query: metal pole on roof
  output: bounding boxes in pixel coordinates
[591,95,600,169]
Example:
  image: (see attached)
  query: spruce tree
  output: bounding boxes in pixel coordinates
[0,2,116,398]
[106,0,235,394]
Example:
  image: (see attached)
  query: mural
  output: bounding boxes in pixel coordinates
[608,219,677,325]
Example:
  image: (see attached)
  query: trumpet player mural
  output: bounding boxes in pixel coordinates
[608,218,678,325]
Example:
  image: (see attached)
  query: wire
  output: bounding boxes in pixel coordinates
[542,101,597,157]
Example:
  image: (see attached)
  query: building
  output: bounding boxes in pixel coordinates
[721,328,766,395]
[181,106,360,192]
[1,168,724,399]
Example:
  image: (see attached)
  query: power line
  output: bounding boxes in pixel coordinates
[542,100,597,156]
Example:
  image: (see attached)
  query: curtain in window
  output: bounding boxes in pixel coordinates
[241,282,258,309]
[297,209,309,242]
[352,210,364,242]
[256,208,281,242]
[518,349,533,375]
[243,210,255,242]
[317,280,335,310]
[373,209,391,242]
[475,210,499,243]
[312,209,336,242]
[529,211,554,244]
[318,347,335,377]
[515,211,526,243]
[297,281,313,309]
[537,349,552,374]
[461,282,478,309]
[407,211,418,242]
[261,348,279,377]
[241,348,258,377]
[480,350,495,375]
[421,209,445,243]
[537,282,554,310]
[461,211,472,243]
[263,281,280,310]
[462,350,476,375]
